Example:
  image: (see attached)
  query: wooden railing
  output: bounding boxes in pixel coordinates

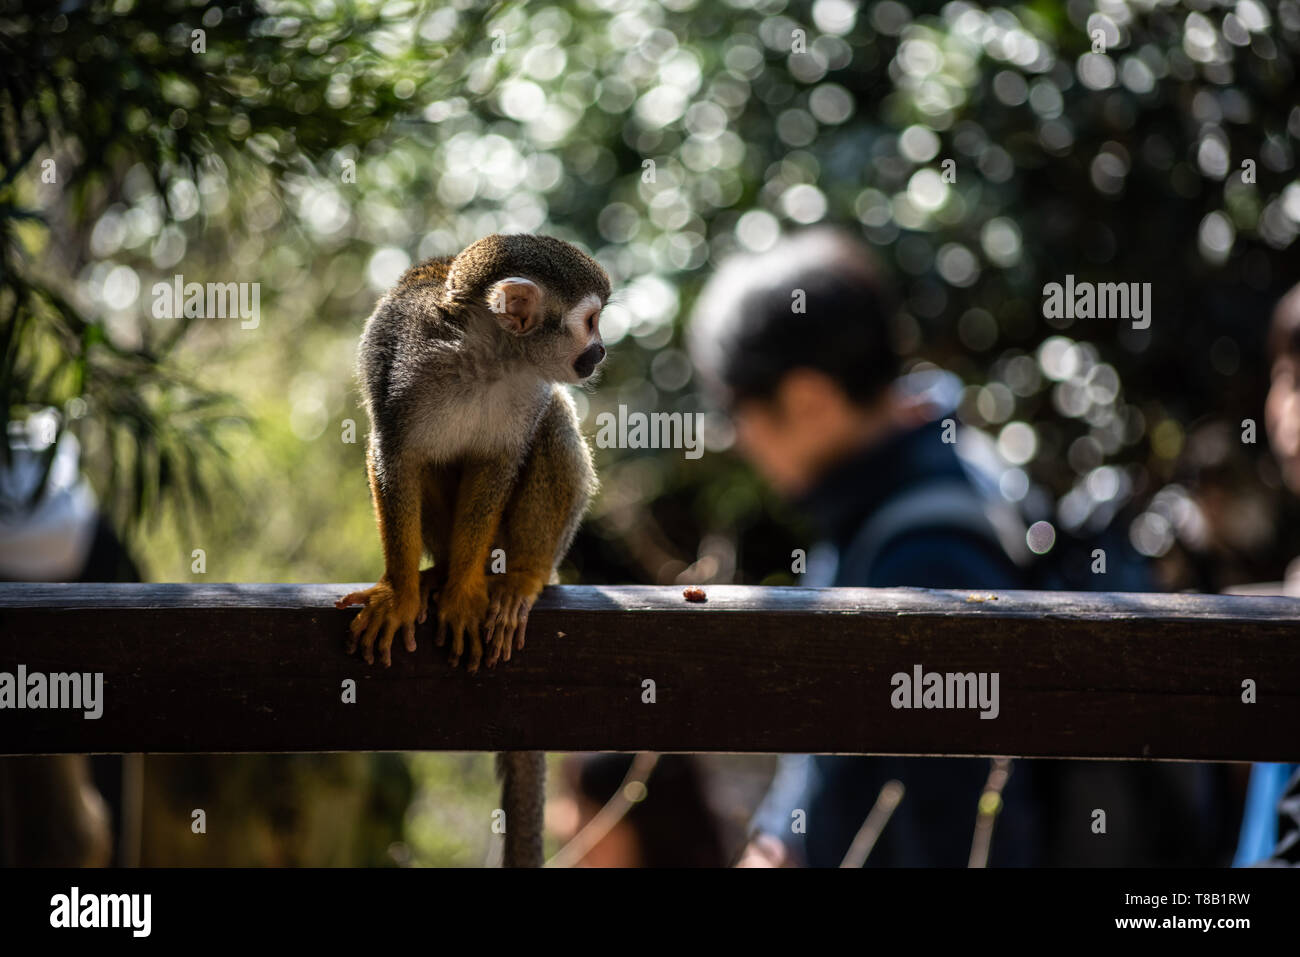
[1,583,1297,761]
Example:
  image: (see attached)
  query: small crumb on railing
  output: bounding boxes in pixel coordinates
[683,586,707,603]
[966,593,999,602]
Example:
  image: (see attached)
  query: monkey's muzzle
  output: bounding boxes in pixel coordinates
[574,343,606,379]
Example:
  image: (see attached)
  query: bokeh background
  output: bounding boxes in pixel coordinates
[4,0,1300,864]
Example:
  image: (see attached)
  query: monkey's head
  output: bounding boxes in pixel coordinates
[444,234,611,384]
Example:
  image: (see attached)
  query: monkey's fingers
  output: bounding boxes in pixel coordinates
[465,629,483,674]
[484,594,534,665]
[442,618,483,673]
[336,589,374,609]
[344,606,372,655]
[442,618,462,666]
[484,628,506,669]
[358,611,385,666]
[403,622,417,654]
[498,597,526,663]
[483,596,512,668]
[513,599,534,653]
[377,616,408,668]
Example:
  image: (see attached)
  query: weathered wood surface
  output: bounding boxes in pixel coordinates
[0,583,1297,760]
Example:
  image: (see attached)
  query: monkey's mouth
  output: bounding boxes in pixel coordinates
[573,343,606,380]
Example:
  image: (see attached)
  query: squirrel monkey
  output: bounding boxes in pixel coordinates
[336,234,608,866]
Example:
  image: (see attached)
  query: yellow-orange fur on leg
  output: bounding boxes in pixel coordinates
[336,449,423,667]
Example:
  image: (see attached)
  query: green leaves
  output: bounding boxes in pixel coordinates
[0,0,420,537]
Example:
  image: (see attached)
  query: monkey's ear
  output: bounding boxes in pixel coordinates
[487,277,543,334]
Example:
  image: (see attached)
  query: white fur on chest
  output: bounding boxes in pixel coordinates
[412,373,549,463]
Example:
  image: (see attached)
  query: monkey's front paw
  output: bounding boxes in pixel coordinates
[336,580,419,667]
[483,576,543,668]
[436,585,489,673]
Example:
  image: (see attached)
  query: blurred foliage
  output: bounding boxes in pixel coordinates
[6,0,1300,862]
[0,0,484,532]
[139,753,413,866]
[9,0,1300,584]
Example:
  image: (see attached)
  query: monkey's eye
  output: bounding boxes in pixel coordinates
[585,311,600,334]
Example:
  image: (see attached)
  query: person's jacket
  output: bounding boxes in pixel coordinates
[753,419,1041,867]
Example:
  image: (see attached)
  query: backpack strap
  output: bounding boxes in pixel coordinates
[839,477,1028,584]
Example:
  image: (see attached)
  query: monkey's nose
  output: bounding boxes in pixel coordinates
[574,343,606,378]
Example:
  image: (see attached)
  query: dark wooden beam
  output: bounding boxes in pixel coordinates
[1,583,1297,760]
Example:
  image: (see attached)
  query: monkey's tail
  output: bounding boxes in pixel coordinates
[497,750,546,868]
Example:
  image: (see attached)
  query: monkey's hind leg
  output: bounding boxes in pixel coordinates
[497,751,546,868]
[439,457,517,673]
[484,390,595,668]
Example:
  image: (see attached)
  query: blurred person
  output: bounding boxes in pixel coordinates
[1266,283,1300,499]
[688,227,1228,868]
[0,415,131,866]
[1234,282,1300,867]
[688,228,1043,867]
[0,415,413,867]
[1266,765,1300,866]
[554,754,726,867]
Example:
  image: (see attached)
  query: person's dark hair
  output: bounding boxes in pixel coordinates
[572,754,725,867]
[1268,281,1300,365]
[688,227,899,407]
